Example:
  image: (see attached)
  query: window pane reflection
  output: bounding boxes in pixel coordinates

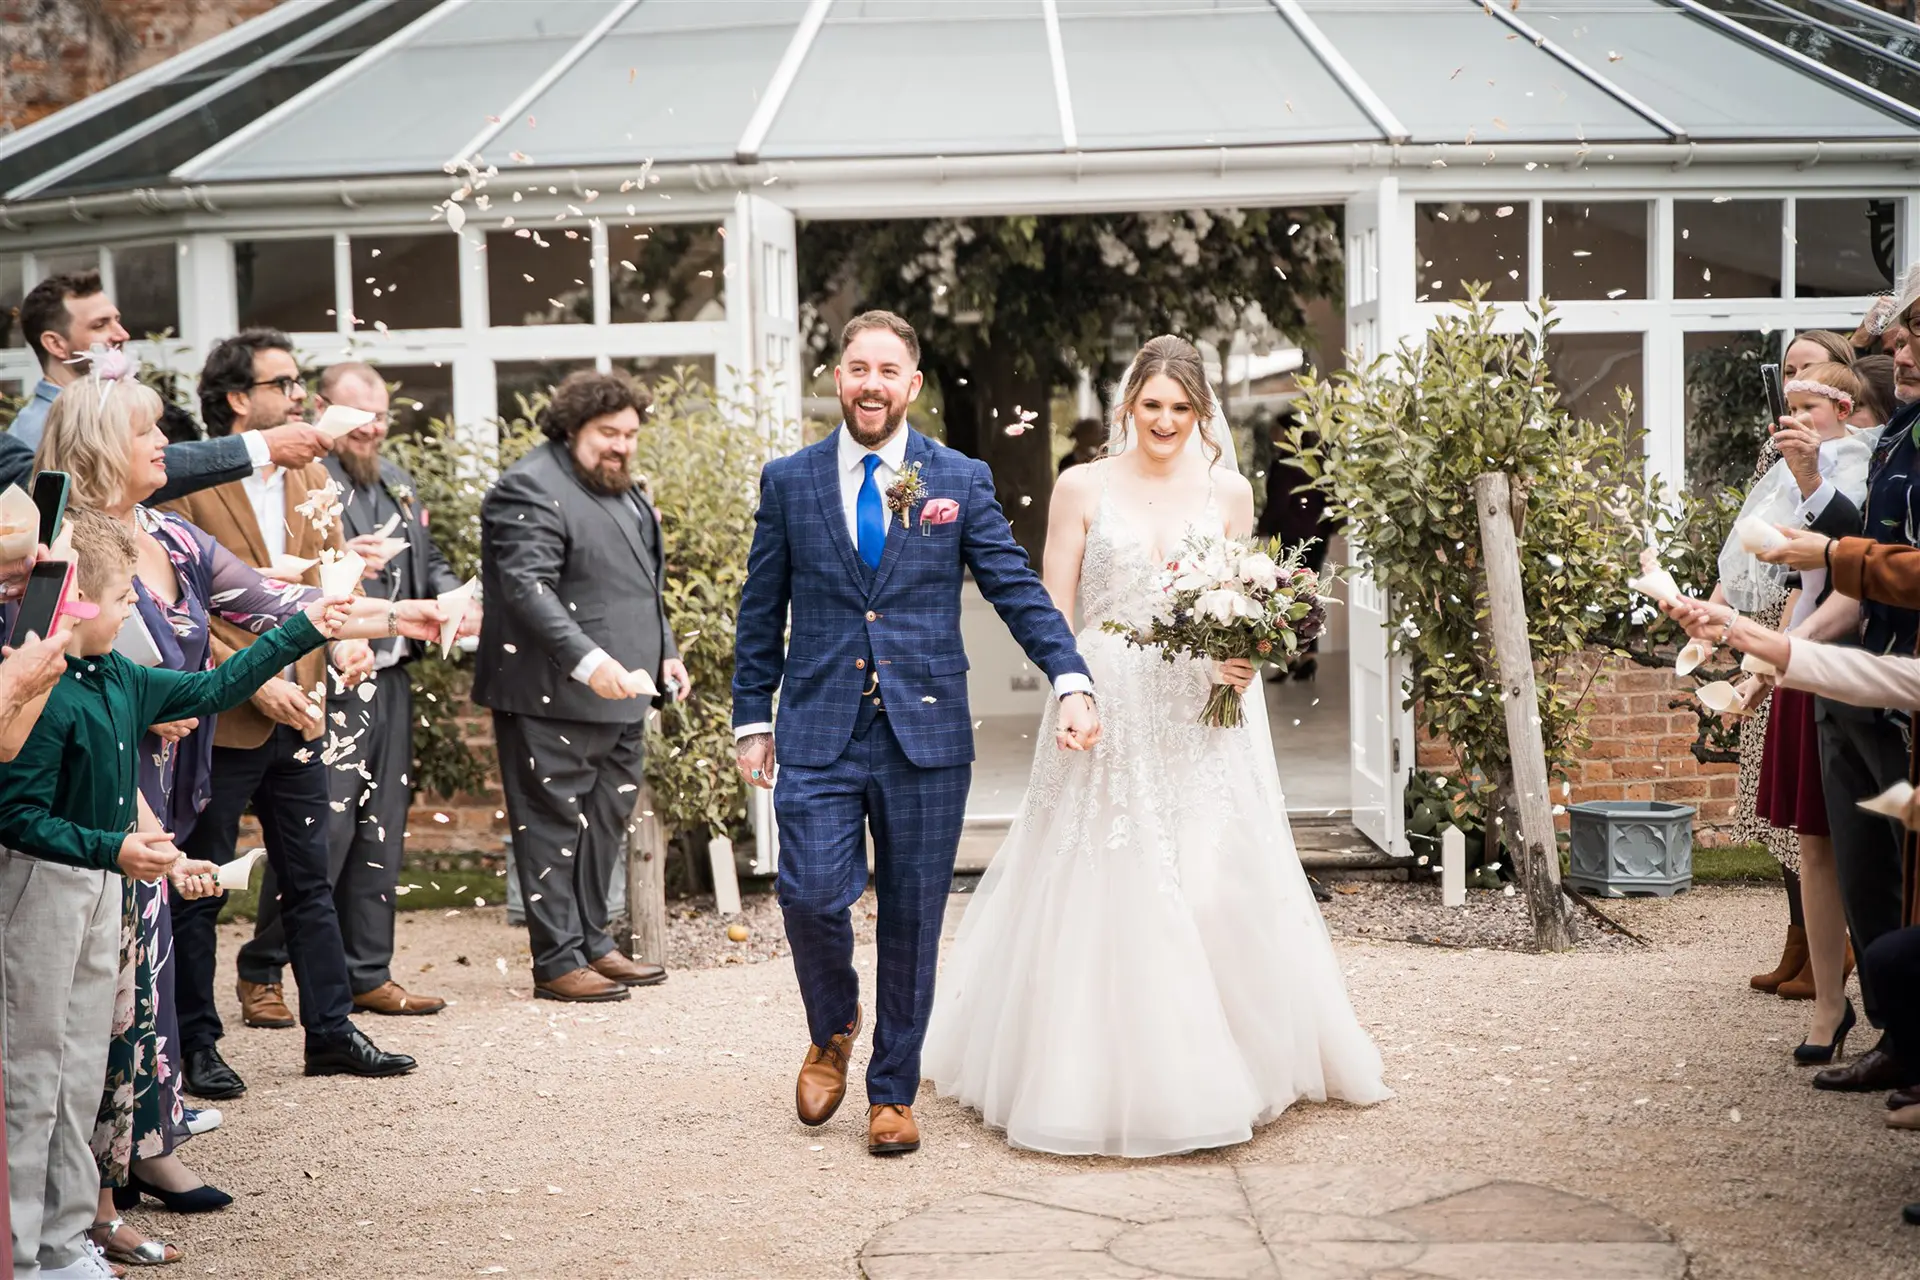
[235,238,335,332]
[609,224,726,322]
[36,248,99,281]
[373,363,454,438]
[1415,202,1526,304]
[1675,200,1782,300]
[1544,332,1644,458]
[113,243,179,339]
[1684,330,1775,494]
[1543,203,1647,301]
[1,256,22,348]
[1796,198,1898,298]
[351,234,459,331]
[486,228,592,327]
[494,358,593,426]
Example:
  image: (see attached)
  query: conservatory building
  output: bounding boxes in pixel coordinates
[3,0,1920,866]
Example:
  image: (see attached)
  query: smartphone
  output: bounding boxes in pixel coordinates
[31,471,69,548]
[10,560,73,647]
[1761,363,1787,429]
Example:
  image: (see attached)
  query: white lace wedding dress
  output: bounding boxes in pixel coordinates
[922,472,1391,1157]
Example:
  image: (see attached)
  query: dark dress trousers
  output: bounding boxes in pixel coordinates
[474,440,676,982]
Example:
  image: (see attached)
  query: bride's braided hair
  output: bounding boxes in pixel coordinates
[1107,335,1221,466]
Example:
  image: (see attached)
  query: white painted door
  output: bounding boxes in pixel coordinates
[731,192,802,876]
[1343,176,1415,855]
[732,191,802,447]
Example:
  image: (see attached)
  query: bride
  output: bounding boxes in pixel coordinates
[922,335,1390,1157]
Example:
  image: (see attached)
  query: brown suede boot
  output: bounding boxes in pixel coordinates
[1752,925,1808,992]
[1778,939,1853,1001]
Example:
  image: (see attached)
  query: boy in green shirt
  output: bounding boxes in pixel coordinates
[0,510,348,1280]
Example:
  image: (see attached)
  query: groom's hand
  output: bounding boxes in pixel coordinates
[736,733,776,789]
[1056,693,1101,751]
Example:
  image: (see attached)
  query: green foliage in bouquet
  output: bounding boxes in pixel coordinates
[1282,292,1663,813]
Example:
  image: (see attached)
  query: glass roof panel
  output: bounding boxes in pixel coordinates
[760,0,1062,159]
[0,0,373,197]
[1301,1,1665,144]
[183,0,620,182]
[1520,0,1911,138]
[1058,1,1379,148]
[1688,0,1920,108]
[482,0,807,167]
[41,0,448,196]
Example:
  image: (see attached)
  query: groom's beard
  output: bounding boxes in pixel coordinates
[841,390,907,448]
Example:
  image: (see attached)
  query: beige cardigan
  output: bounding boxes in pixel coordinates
[1784,637,1920,709]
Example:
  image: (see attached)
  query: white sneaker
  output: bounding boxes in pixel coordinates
[183,1106,222,1135]
[41,1240,115,1279]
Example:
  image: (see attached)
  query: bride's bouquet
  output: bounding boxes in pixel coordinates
[1102,531,1331,728]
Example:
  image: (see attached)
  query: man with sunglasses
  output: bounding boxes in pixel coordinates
[162,329,415,1101]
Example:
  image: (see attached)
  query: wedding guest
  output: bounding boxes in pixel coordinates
[1057,418,1105,474]
[0,509,255,1280]
[6,270,333,491]
[1786,268,1920,1092]
[243,362,475,1019]
[476,370,687,1002]
[1853,355,1898,428]
[1728,331,1856,997]
[163,330,430,1098]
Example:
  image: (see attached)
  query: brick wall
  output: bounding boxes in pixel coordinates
[1415,649,1741,844]
[1,0,282,132]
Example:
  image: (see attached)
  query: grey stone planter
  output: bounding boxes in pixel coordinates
[1565,800,1695,897]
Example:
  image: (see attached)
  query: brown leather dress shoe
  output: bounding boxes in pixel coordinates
[1887,1086,1920,1110]
[237,979,295,1028]
[534,967,630,1003]
[796,1004,862,1126]
[868,1104,921,1156]
[353,981,447,1016]
[590,951,668,987]
[1814,1046,1905,1092]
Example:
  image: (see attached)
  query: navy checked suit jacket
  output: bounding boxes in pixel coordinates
[732,427,1089,770]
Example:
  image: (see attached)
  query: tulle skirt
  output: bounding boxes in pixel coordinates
[923,633,1391,1157]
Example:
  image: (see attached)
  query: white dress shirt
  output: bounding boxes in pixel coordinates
[732,424,1091,741]
[241,464,295,680]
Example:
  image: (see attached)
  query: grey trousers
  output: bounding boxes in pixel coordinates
[1815,700,1912,1029]
[0,851,119,1277]
[492,711,647,983]
[243,666,412,995]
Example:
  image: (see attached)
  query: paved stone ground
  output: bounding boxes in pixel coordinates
[859,1165,1687,1279]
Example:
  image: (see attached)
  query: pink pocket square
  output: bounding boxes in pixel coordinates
[920,499,960,527]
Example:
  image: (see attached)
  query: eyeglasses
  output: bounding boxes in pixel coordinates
[250,376,303,396]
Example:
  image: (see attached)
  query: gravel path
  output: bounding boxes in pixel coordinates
[136,885,1919,1278]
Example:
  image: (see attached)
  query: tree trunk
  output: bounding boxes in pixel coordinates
[623,782,670,964]
[1473,471,1576,952]
[969,344,1054,564]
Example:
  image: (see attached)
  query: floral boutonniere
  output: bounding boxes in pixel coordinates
[884,461,926,530]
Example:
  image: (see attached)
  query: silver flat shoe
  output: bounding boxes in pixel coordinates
[89,1217,180,1267]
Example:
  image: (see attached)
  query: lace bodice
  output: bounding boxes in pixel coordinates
[1076,463,1224,631]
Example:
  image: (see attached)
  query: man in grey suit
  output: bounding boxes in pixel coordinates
[476,370,689,1003]
[6,268,332,491]
[241,361,477,1020]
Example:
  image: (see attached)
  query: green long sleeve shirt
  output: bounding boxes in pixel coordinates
[0,611,326,872]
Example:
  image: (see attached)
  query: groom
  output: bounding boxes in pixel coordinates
[733,311,1099,1156]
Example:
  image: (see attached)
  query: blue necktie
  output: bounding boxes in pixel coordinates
[857,453,886,570]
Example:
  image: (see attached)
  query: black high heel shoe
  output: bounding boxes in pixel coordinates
[1794,999,1856,1065]
[112,1171,233,1214]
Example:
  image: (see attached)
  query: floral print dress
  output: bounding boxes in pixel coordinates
[92,508,319,1184]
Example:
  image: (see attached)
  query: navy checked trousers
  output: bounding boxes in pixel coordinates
[774,699,969,1106]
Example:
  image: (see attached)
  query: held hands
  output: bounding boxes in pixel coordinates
[1056,692,1102,752]
[259,424,333,469]
[167,857,224,901]
[252,676,319,729]
[1756,526,1832,572]
[117,830,183,883]
[302,594,355,639]
[1213,659,1256,692]
[148,717,200,744]
[736,732,775,790]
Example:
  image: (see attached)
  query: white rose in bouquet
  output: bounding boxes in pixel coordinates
[1170,544,1231,594]
[1237,550,1280,592]
[1194,587,1259,625]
